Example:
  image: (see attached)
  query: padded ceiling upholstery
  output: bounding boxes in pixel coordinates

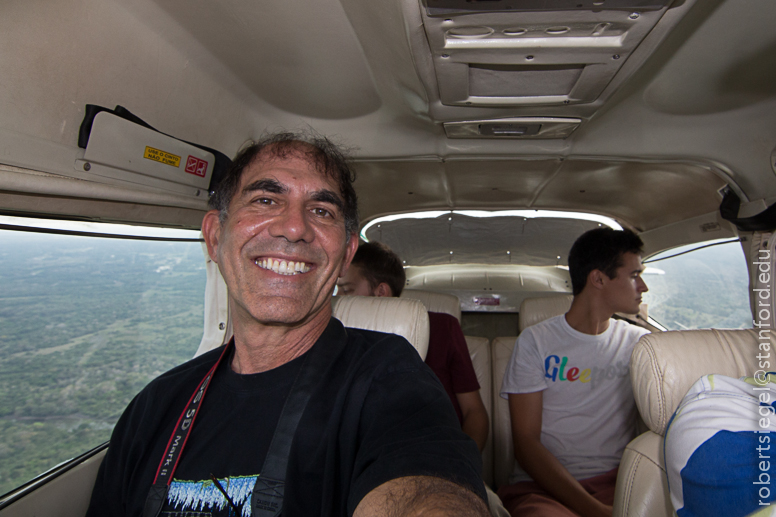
[365,214,602,267]
[354,159,728,233]
[147,0,382,120]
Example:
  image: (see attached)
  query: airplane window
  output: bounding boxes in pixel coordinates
[643,240,752,330]
[0,226,206,496]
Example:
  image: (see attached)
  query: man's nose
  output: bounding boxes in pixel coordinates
[268,204,315,243]
[637,276,648,293]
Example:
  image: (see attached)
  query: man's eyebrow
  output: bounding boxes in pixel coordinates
[242,178,286,195]
[311,189,344,211]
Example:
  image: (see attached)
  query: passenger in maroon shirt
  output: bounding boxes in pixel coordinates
[337,242,489,452]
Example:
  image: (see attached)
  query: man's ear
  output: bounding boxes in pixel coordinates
[339,233,359,277]
[201,210,222,264]
[587,269,607,291]
[374,283,393,298]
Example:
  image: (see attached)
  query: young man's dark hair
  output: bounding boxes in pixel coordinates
[209,130,359,235]
[567,228,644,296]
[350,241,406,297]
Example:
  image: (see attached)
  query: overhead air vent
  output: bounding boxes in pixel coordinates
[444,117,581,139]
[418,3,672,107]
[468,64,583,97]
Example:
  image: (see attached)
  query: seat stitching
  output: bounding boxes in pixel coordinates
[626,444,667,472]
[624,454,641,515]
[643,341,665,433]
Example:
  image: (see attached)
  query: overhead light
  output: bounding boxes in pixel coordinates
[360,209,622,241]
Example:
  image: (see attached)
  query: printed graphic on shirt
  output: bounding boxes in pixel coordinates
[544,355,629,388]
[164,475,257,517]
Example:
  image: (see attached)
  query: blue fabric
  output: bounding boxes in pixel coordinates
[677,430,776,517]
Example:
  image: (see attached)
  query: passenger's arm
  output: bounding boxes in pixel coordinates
[509,392,612,517]
[354,475,489,517]
[456,390,489,452]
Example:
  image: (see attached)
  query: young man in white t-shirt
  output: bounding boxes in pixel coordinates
[498,228,650,517]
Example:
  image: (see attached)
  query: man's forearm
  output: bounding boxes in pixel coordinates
[354,476,489,517]
[515,437,611,517]
[457,391,490,453]
[461,409,489,452]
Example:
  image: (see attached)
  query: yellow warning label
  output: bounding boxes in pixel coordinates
[143,146,181,168]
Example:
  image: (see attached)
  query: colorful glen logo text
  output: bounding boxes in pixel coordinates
[545,355,590,383]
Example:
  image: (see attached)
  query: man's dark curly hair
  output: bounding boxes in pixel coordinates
[209,131,359,235]
[568,228,643,296]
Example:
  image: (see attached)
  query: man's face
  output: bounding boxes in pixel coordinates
[337,264,377,296]
[601,251,648,315]
[202,148,357,328]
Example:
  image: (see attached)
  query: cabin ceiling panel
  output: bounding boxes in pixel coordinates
[352,161,452,219]
[148,0,381,120]
[444,160,557,207]
[643,1,776,116]
[365,213,601,267]
[534,161,727,231]
[337,0,430,115]
[353,158,726,235]
[569,0,776,200]
[639,210,738,259]
[0,0,265,163]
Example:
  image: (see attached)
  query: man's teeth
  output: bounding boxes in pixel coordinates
[255,258,311,275]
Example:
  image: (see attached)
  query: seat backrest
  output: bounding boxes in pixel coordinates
[401,289,462,322]
[614,329,776,517]
[465,335,493,486]
[491,336,518,489]
[518,295,572,333]
[332,296,430,360]
[631,328,768,436]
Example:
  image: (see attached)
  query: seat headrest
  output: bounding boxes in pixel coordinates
[331,296,430,360]
[518,295,573,332]
[631,329,775,436]
[400,289,461,322]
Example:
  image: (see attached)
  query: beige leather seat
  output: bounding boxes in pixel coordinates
[401,289,462,322]
[491,335,518,489]
[332,296,430,359]
[518,294,573,333]
[491,294,574,488]
[466,334,494,486]
[614,329,776,517]
[402,289,494,486]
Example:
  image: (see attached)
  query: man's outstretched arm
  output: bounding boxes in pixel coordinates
[354,476,489,517]
[509,392,612,517]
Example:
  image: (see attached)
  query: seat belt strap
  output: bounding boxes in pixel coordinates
[142,325,346,517]
[252,335,344,517]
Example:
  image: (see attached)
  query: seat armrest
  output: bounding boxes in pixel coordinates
[613,432,673,517]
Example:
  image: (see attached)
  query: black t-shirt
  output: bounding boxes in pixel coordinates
[86,318,486,517]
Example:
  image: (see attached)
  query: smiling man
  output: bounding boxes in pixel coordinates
[498,228,650,517]
[86,132,488,517]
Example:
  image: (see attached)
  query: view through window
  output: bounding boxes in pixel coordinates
[643,240,752,330]
[0,226,206,495]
